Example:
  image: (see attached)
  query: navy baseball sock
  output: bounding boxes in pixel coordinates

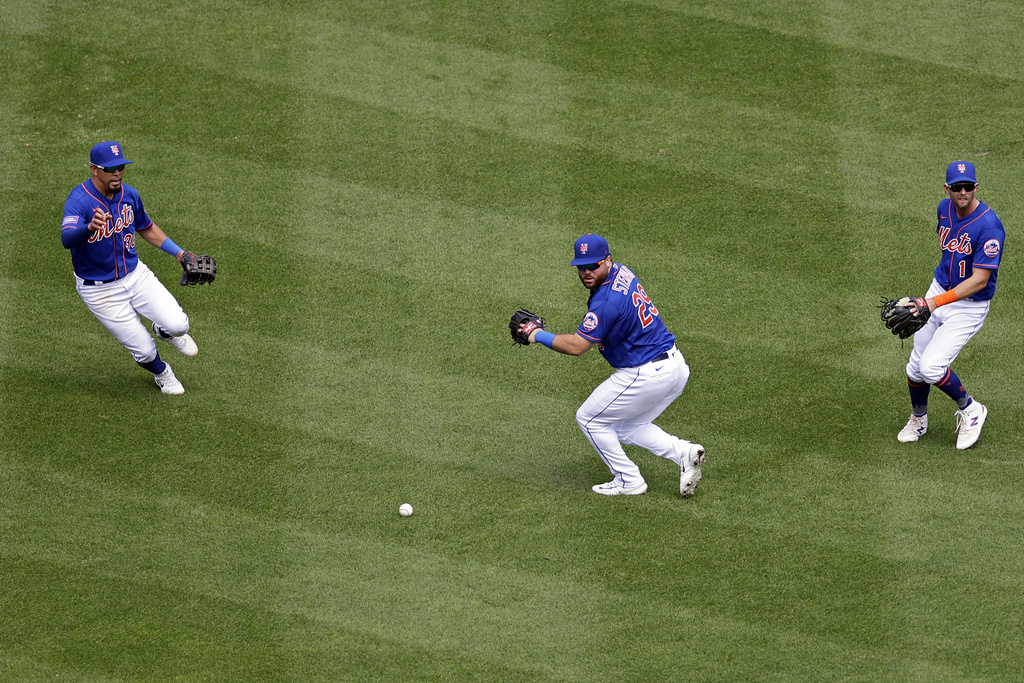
[908,378,930,416]
[138,353,167,375]
[935,369,971,409]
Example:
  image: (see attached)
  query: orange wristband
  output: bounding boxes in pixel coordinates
[933,290,959,307]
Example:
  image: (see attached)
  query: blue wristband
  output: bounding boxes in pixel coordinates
[535,330,556,349]
[160,237,183,257]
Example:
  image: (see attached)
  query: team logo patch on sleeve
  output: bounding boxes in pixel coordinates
[581,311,599,332]
[984,239,1001,257]
[62,215,80,226]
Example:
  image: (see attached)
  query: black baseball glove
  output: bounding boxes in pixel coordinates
[180,252,217,286]
[880,296,931,339]
[509,308,545,346]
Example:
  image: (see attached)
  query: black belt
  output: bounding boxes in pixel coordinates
[82,277,117,286]
[652,351,670,362]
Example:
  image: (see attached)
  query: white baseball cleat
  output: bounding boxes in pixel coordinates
[678,440,705,497]
[955,400,987,450]
[154,364,185,395]
[153,323,198,357]
[897,414,928,442]
[591,480,648,496]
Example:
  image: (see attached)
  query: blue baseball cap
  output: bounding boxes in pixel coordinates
[945,160,977,185]
[90,141,133,168]
[570,233,611,266]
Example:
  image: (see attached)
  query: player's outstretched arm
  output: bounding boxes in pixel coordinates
[527,329,595,356]
[138,222,186,261]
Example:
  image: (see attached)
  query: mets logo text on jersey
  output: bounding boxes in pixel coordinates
[939,227,971,255]
[984,239,1001,257]
[582,311,599,332]
[88,204,135,244]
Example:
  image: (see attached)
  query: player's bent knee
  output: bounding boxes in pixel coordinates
[919,366,948,385]
[159,314,190,338]
[905,363,925,383]
[576,405,602,430]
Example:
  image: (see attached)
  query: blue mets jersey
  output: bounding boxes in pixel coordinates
[934,198,1005,301]
[576,263,675,368]
[61,181,153,281]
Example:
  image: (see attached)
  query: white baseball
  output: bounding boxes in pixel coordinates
[399,503,413,517]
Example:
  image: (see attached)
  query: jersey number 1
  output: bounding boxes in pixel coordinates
[632,285,659,328]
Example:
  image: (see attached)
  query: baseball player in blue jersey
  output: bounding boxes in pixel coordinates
[520,234,705,496]
[897,161,1005,449]
[61,141,207,394]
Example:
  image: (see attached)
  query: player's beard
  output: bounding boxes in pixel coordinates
[579,267,608,291]
[579,271,599,290]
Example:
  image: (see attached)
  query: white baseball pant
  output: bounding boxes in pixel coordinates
[576,346,690,489]
[906,278,990,384]
[75,261,189,364]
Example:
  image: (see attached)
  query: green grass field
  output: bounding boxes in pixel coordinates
[3,1,1024,680]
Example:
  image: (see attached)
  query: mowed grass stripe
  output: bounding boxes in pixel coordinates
[217,13,949,202]
[9,3,1024,219]
[3,458,989,681]
[653,0,1024,81]
[57,0,1009,218]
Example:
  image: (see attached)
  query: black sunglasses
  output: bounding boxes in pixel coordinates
[949,182,976,193]
[576,262,603,272]
[97,164,126,173]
